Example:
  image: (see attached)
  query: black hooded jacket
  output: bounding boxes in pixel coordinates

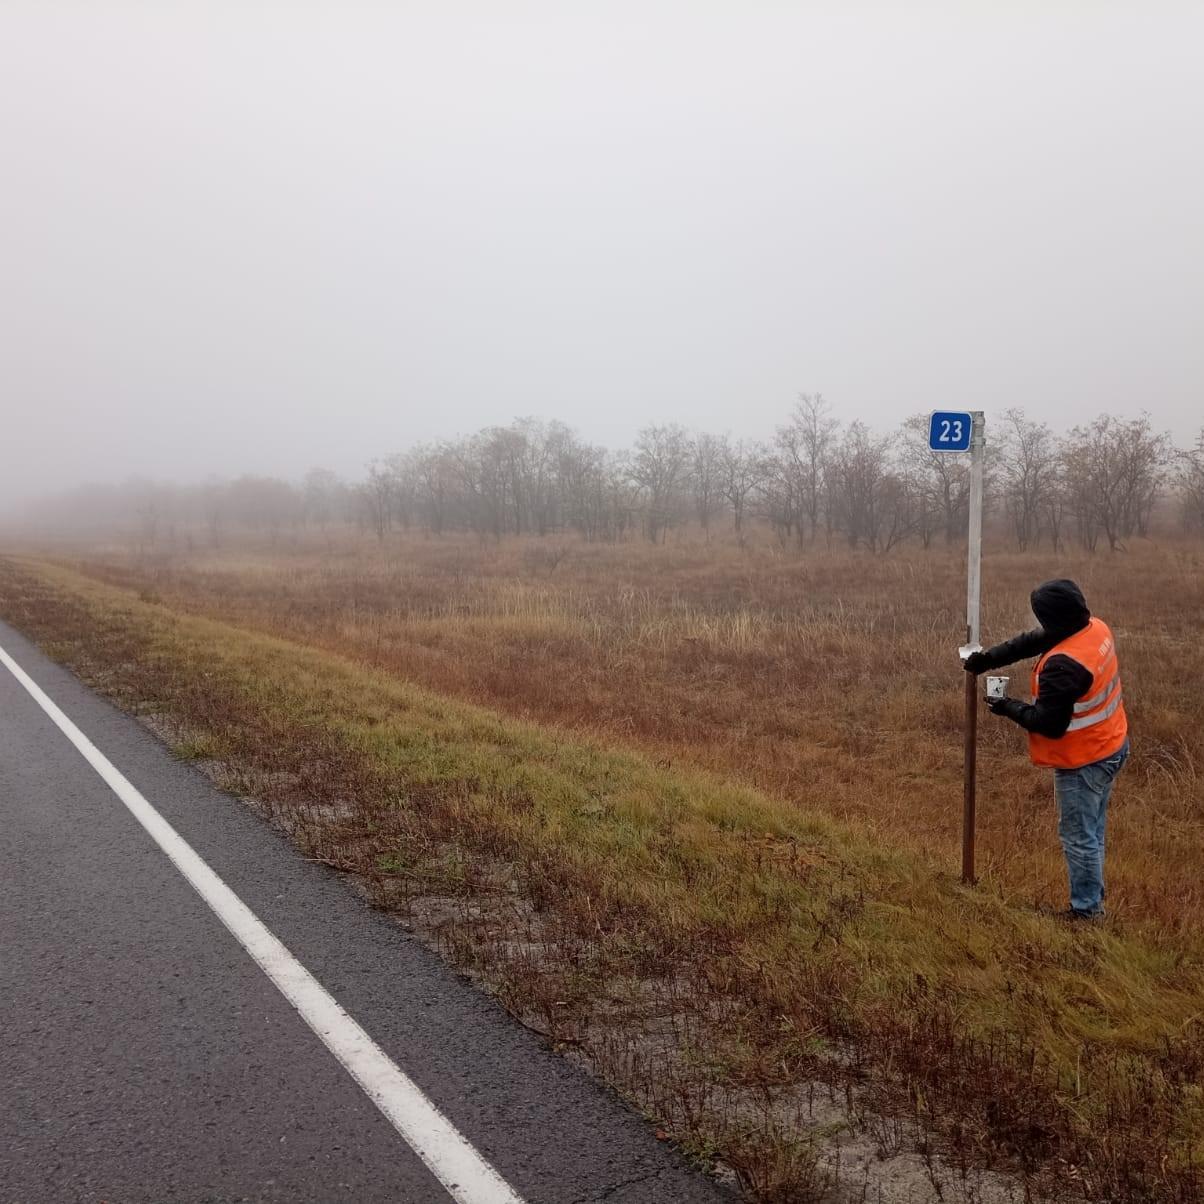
[972,579,1095,739]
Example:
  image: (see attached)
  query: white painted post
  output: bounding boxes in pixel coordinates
[966,412,985,647]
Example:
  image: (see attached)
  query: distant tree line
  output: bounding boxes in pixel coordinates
[27,401,1204,554]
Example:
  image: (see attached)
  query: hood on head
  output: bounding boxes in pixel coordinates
[1031,579,1091,636]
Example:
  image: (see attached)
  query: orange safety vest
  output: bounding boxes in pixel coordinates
[1029,617,1127,770]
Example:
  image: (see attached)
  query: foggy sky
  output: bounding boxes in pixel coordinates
[2,2,1201,509]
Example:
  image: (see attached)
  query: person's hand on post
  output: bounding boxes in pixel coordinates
[963,651,989,675]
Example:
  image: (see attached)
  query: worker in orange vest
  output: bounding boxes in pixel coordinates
[964,579,1129,921]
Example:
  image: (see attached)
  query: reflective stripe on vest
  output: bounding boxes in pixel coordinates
[1073,672,1120,714]
[1066,686,1123,731]
[1028,617,1128,770]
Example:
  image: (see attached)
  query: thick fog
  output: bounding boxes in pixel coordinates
[1,2,1201,510]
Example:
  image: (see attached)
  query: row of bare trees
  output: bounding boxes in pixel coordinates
[357,402,1187,554]
[27,402,1203,554]
[354,401,926,550]
[996,411,1180,552]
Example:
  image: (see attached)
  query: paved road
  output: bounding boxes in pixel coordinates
[0,618,731,1204]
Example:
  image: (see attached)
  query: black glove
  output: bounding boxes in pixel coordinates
[986,696,1011,716]
[963,651,990,675]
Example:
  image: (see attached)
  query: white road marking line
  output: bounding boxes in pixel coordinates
[0,641,526,1204]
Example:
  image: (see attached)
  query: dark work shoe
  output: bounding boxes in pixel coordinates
[1037,904,1105,923]
[1059,908,1105,923]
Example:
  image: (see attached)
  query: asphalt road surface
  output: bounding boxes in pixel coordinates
[0,618,732,1204]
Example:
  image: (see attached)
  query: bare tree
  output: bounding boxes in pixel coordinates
[1061,415,1172,551]
[997,408,1058,550]
[1043,458,1068,553]
[719,437,770,538]
[899,414,971,546]
[690,432,726,537]
[403,444,456,535]
[827,422,914,554]
[1177,429,1204,532]
[773,393,837,544]
[530,420,576,535]
[555,439,613,541]
[630,424,691,543]
[361,462,396,542]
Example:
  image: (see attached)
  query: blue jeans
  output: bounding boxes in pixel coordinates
[1053,739,1130,916]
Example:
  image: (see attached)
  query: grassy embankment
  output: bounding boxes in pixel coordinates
[2,546,1202,1202]
[59,533,1204,941]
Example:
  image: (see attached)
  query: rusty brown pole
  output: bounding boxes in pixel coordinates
[962,668,978,884]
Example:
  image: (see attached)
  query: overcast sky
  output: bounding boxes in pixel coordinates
[2,2,1201,508]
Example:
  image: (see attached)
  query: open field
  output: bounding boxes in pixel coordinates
[42,531,1204,937]
[3,533,1203,1201]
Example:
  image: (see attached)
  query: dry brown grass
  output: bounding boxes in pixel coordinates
[61,529,1204,944]
[5,532,1204,1202]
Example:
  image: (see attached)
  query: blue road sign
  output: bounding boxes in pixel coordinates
[928,410,973,452]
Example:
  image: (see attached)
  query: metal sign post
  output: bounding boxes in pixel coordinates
[929,410,985,885]
[963,413,985,883]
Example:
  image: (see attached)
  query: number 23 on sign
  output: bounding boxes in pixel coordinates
[928,410,974,453]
